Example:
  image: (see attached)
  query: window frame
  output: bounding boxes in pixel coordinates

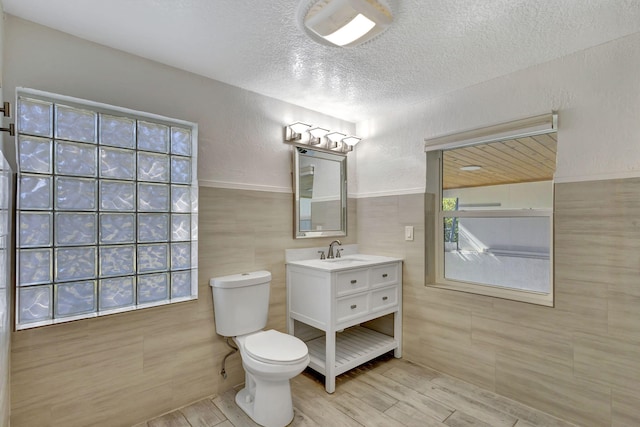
[14,88,199,329]
[425,113,557,306]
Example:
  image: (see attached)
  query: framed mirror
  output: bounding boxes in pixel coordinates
[293,147,346,238]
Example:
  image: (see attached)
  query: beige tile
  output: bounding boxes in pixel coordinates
[612,387,640,427]
[495,349,611,427]
[574,331,640,393]
[147,411,190,427]
[490,287,607,335]
[330,392,406,427]
[430,375,577,427]
[405,337,496,392]
[444,411,493,427]
[212,389,261,427]
[471,314,573,360]
[398,193,426,224]
[179,398,226,427]
[131,358,584,427]
[608,291,640,339]
[383,367,516,427]
[384,401,448,427]
[358,370,454,422]
[9,404,53,427]
[337,373,398,411]
[289,407,322,427]
[292,383,362,427]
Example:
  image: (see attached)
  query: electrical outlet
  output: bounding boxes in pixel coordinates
[405,226,414,241]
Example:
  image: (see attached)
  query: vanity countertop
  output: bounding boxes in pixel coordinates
[286,254,402,272]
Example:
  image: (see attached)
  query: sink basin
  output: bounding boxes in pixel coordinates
[322,257,367,264]
[287,254,402,271]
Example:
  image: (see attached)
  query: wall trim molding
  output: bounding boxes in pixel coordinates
[554,170,640,184]
[198,172,640,196]
[198,179,292,193]
[351,187,425,199]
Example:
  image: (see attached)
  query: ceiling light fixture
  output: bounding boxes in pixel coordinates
[300,0,394,48]
[460,165,482,171]
[284,122,361,155]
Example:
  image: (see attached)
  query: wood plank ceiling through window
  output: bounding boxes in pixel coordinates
[442,133,557,190]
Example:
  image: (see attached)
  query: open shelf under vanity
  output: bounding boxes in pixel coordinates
[305,325,397,377]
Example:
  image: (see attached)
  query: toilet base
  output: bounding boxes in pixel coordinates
[235,375,294,427]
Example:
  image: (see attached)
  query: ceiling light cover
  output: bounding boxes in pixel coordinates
[290,121,312,134]
[308,126,330,144]
[309,127,330,138]
[326,132,346,143]
[285,121,312,142]
[460,165,482,171]
[303,0,393,47]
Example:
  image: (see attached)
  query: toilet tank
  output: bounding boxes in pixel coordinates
[210,270,271,337]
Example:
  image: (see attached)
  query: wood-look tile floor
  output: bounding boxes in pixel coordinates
[136,355,578,427]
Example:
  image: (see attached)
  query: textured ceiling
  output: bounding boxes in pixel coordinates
[4,0,640,122]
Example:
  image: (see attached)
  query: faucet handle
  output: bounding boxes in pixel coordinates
[336,249,343,258]
[317,250,326,260]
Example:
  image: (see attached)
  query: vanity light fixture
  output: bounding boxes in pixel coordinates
[308,127,330,145]
[301,0,394,48]
[325,132,346,149]
[283,122,361,155]
[342,136,361,146]
[285,121,312,142]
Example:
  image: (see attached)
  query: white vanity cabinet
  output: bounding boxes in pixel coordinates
[286,256,402,393]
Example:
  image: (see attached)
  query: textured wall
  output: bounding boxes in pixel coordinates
[2,16,356,193]
[355,30,640,196]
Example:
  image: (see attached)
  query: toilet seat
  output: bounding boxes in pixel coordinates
[244,329,308,365]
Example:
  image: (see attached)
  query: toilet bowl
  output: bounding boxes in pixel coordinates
[210,271,309,427]
[233,329,309,427]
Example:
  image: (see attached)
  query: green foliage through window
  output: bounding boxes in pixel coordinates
[443,198,458,243]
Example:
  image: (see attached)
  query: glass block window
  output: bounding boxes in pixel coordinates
[15,89,198,329]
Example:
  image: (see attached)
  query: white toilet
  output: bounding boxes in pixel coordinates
[210,271,309,427]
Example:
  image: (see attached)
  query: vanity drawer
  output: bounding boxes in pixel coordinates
[371,286,398,311]
[370,264,398,288]
[336,269,368,296]
[336,293,369,323]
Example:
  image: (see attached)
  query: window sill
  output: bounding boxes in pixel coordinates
[426,281,554,307]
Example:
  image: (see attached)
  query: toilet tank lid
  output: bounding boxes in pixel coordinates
[210,270,271,288]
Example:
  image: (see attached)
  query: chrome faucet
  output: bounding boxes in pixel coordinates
[327,240,342,259]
